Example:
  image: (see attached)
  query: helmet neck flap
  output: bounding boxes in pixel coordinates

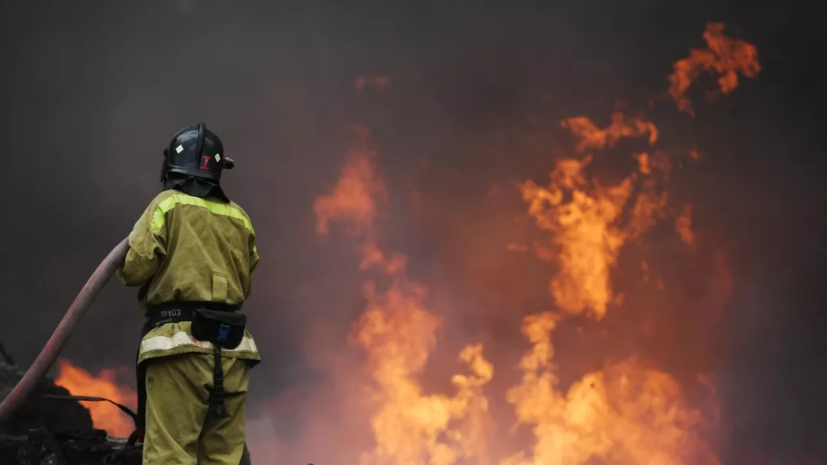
[160,123,235,201]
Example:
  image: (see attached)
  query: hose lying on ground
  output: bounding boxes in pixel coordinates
[0,238,129,423]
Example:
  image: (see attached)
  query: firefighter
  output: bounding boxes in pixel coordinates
[117,123,260,465]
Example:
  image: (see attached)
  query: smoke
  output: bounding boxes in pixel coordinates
[1,2,826,464]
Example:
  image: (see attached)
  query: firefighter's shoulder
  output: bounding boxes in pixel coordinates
[227,201,255,230]
[147,189,179,208]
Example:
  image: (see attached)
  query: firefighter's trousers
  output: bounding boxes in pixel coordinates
[142,352,250,465]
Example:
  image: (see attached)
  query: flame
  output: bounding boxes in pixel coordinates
[503,321,719,465]
[503,24,753,463]
[313,126,385,238]
[667,22,761,117]
[561,111,658,152]
[509,119,721,464]
[315,127,492,465]
[295,21,758,465]
[520,157,629,319]
[675,203,696,245]
[519,113,667,320]
[641,260,666,291]
[54,359,136,438]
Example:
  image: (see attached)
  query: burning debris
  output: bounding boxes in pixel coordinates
[1,354,253,465]
[53,360,137,439]
[0,353,142,465]
[0,359,94,437]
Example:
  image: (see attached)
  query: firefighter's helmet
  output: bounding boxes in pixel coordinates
[161,123,234,183]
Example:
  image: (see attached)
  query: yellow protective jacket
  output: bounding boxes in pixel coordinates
[117,189,261,365]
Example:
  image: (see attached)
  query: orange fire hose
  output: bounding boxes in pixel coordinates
[0,238,129,423]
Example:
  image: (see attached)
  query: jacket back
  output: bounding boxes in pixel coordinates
[118,189,261,363]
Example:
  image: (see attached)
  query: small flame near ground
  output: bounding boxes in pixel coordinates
[54,359,136,438]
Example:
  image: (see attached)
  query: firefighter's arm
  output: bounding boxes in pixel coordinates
[244,224,260,299]
[117,200,168,286]
[250,233,260,274]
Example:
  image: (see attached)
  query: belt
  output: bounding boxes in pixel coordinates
[145,301,241,330]
[137,301,243,426]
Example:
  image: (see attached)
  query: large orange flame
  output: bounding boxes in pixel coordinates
[300,22,756,465]
[504,44,731,462]
[504,313,719,465]
[315,127,493,465]
[53,359,136,438]
[519,112,666,319]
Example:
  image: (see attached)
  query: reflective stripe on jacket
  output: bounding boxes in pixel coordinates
[118,189,261,363]
[138,322,259,364]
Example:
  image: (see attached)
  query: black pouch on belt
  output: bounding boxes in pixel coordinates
[191,309,246,349]
[191,309,247,418]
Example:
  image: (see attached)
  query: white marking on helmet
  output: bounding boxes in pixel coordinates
[175,145,184,153]
[215,153,221,162]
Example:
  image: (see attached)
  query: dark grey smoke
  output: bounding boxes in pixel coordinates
[1,1,825,464]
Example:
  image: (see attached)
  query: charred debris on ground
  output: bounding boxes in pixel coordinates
[0,341,142,465]
[0,341,257,465]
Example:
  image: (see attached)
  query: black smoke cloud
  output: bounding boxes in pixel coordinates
[1,1,825,464]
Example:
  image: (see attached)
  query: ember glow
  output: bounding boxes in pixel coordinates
[54,359,136,438]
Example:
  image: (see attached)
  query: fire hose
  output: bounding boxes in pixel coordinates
[0,238,129,423]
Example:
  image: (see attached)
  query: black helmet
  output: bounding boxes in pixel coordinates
[161,123,234,183]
